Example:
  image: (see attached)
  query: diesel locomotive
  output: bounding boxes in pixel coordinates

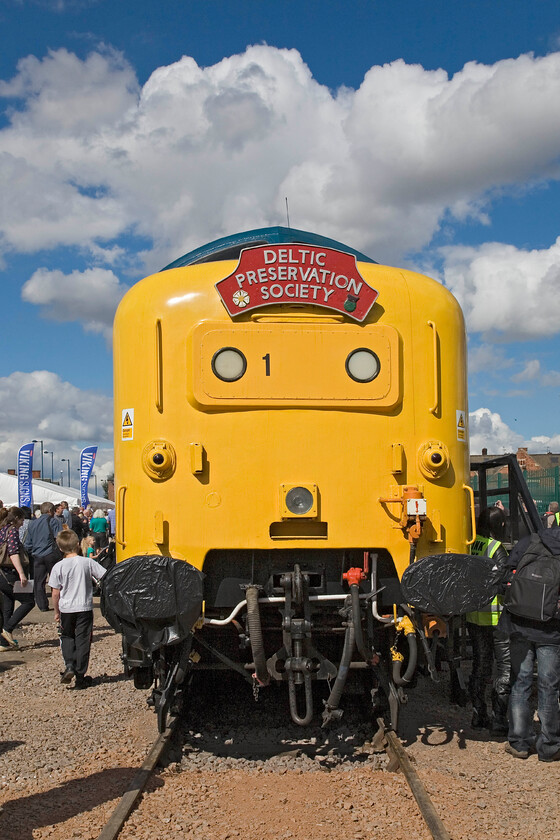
[110,227,472,731]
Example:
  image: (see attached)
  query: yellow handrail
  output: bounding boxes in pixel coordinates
[427,320,439,416]
[115,484,127,547]
[463,484,476,545]
[155,319,163,412]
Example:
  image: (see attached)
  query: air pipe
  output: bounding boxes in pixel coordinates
[245,585,270,687]
[321,598,355,727]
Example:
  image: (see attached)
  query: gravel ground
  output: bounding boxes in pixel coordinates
[0,606,156,840]
[1,610,559,840]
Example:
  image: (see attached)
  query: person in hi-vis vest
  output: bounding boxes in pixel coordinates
[466,506,510,733]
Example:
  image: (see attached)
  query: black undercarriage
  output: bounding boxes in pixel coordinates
[119,549,425,733]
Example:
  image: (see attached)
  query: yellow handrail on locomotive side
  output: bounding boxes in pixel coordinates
[155,318,163,413]
[427,320,439,416]
[116,484,127,548]
[463,484,476,545]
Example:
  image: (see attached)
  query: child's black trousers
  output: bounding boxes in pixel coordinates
[60,610,93,676]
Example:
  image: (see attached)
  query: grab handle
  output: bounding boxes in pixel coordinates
[427,320,439,416]
[463,484,476,545]
[155,319,163,412]
[116,484,127,547]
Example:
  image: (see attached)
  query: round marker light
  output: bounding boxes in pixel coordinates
[211,347,247,382]
[418,440,450,479]
[345,349,380,383]
[142,439,176,481]
[285,486,314,515]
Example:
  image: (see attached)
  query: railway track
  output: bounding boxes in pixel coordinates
[96,718,180,840]
[373,718,451,840]
[95,712,452,840]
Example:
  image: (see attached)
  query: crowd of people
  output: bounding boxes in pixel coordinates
[0,500,114,687]
[0,498,559,758]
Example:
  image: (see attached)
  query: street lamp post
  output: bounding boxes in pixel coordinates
[32,439,44,480]
[44,450,54,482]
[92,473,98,495]
[61,458,71,487]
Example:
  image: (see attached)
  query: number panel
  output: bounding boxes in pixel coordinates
[190,322,400,408]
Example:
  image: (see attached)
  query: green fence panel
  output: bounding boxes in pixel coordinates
[470,467,560,514]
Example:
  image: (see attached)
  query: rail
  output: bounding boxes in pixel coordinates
[96,718,178,840]
[95,709,451,840]
[375,717,451,840]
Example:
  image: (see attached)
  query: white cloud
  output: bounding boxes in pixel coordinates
[469,407,525,454]
[512,359,541,383]
[0,370,113,475]
[540,369,560,387]
[21,267,129,336]
[0,47,138,133]
[1,47,560,270]
[525,433,560,454]
[442,238,560,340]
[511,360,560,388]
[469,406,560,455]
[468,342,514,374]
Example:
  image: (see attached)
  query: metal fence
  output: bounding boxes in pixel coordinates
[471,466,560,514]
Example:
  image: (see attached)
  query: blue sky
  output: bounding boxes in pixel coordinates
[0,0,560,482]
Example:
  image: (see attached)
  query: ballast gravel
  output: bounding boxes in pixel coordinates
[1,607,559,840]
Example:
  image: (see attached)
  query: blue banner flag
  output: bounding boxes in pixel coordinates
[18,442,35,508]
[80,446,97,509]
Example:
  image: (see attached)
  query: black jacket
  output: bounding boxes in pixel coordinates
[498,529,560,645]
[70,513,85,540]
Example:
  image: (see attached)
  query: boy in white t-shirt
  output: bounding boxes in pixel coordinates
[50,530,107,689]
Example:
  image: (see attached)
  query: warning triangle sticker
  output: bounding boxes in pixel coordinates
[457,414,465,427]
[123,412,133,427]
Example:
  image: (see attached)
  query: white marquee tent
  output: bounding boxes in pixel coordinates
[0,472,114,509]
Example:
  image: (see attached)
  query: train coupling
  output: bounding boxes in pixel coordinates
[267,563,336,726]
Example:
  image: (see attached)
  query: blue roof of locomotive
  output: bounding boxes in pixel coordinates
[161,226,377,271]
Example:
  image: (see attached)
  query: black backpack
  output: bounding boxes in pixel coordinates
[503,533,560,622]
[542,511,560,529]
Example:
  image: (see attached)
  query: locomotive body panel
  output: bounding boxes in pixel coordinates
[113,251,469,584]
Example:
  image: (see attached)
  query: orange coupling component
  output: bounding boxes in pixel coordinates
[424,615,447,639]
[403,486,426,512]
[403,486,427,544]
[343,567,367,587]
[378,486,427,543]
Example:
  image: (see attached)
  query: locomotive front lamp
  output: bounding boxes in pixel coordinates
[211,347,247,382]
[280,483,318,518]
[345,348,380,383]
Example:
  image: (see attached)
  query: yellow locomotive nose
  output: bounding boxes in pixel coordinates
[112,226,471,733]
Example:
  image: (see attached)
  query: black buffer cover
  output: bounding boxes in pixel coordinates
[400,552,500,616]
[101,555,204,652]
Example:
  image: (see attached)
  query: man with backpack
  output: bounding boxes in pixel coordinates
[498,528,560,762]
[542,501,560,529]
